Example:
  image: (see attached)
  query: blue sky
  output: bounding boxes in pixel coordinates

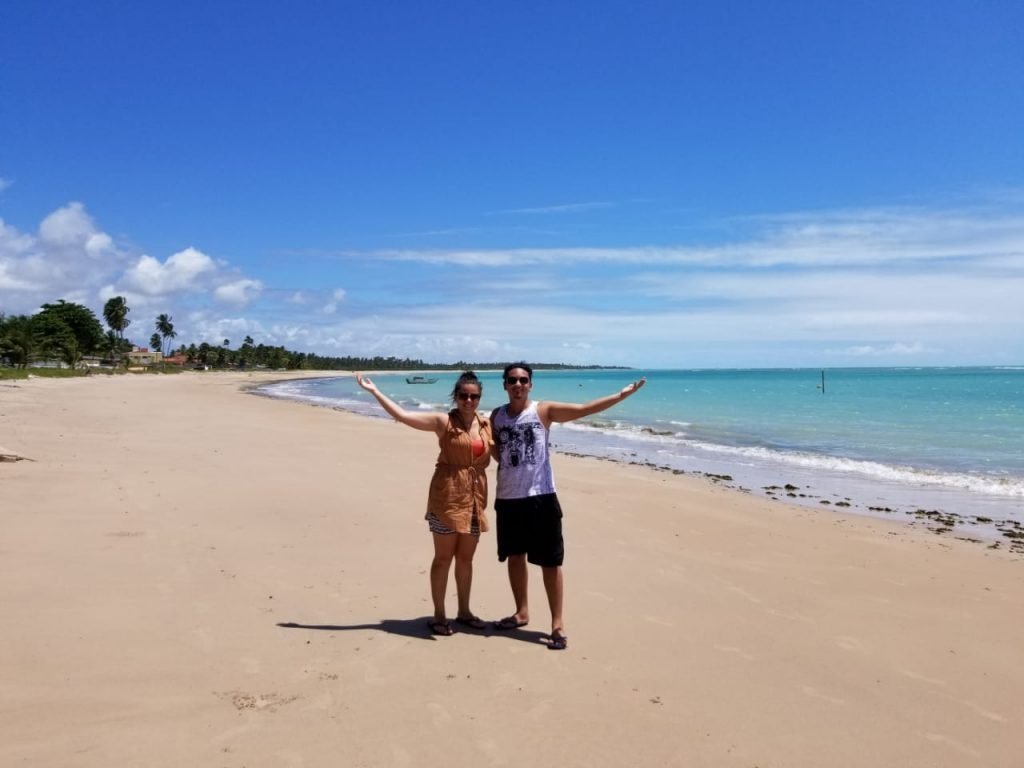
[2,1,1022,367]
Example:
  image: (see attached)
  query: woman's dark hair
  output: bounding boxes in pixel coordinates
[450,370,482,403]
[502,361,533,381]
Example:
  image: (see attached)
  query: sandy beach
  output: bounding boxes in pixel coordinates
[2,371,1022,768]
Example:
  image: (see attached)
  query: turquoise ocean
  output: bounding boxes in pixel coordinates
[258,367,1024,535]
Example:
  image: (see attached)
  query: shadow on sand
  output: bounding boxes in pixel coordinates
[276,618,550,646]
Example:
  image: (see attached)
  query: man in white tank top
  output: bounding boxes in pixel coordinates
[491,362,646,650]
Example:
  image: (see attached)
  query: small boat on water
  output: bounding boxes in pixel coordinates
[405,376,438,384]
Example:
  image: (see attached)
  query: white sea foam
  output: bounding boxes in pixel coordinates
[679,442,1024,498]
[557,418,1024,498]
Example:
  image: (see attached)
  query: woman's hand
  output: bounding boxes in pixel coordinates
[355,373,446,434]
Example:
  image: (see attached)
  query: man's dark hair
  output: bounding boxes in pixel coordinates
[503,362,533,381]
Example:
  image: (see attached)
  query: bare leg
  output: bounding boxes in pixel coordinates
[453,533,479,618]
[506,554,530,624]
[541,565,564,635]
[430,533,457,621]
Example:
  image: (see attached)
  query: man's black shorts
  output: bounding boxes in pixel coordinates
[495,493,564,567]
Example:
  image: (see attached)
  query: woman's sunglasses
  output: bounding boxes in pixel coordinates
[505,376,530,385]
[457,392,481,401]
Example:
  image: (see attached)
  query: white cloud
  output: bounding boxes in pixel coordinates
[0,202,263,335]
[122,247,217,296]
[38,202,115,258]
[368,206,1024,271]
[0,203,129,309]
[0,261,34,291]
[827,342,929,357]
[322,287,347,314]
[214,278,263,307]
[185,312,268,346]
[0,219,33,255]
[287,291,308,304]
[0,178,12,193]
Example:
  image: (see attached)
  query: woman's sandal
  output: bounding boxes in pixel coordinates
[427,619,453,636]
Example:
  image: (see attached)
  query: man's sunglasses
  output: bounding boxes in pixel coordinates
[505,376,530,385]
[456,392,481,401]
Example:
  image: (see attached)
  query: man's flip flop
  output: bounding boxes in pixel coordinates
[548,631,568,651]
[455,615,487,630]
[427,619,453,636]
[493,615,528,630]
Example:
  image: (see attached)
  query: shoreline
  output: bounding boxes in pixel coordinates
[251,373,1024,556]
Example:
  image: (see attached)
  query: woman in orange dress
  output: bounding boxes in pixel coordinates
[356,371,492,636]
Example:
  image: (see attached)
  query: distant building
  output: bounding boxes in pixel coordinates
[127,347,162,366]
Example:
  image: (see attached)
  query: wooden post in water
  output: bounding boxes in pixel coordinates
[819,369,825,394]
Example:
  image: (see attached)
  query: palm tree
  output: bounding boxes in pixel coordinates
[102,297,131,342]
[101,330,121,363]
[155,314,176,357]
[239,335,255,368]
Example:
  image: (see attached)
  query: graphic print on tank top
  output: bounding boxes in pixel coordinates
[497,422,540,468]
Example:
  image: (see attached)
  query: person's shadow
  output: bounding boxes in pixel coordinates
[276,617,549,645]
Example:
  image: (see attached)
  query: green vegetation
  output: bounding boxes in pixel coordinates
[0,367,88,380]
[3,296,630,374]
[154,314,176,356]
[1,300,106,370]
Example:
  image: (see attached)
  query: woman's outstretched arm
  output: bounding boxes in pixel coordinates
[356,374,447,434]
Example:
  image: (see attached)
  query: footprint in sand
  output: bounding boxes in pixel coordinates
[219,690,299,712]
